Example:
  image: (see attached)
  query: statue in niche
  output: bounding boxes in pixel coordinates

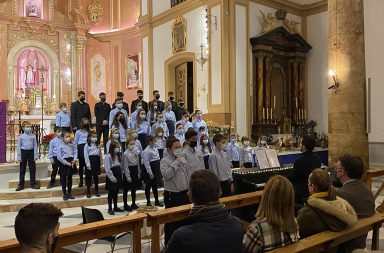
[25,59,37,86]
[28,5,38,17]
[260,11,277,33]
[284,19,300,34]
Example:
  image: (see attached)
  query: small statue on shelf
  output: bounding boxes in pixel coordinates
[28,5,38,17]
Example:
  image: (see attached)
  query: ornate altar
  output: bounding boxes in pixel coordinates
[250,26,312,138]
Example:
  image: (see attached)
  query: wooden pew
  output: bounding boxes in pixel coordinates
[146,191,263,253]
[268,213,384,253]
[364,167,384,197]
[0,213,147,253]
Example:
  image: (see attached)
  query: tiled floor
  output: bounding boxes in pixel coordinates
[1,180,384,252]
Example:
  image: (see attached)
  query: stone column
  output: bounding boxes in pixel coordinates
[265,54,272,109]
[328,0,368,167]
[292,59,299,123]
[76,31,87,94]
[298,59,304,108]
[256,52,265,122]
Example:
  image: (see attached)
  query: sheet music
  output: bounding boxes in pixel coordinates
[255,150,271,169]
[266,149,281,168]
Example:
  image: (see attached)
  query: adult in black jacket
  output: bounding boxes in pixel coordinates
[70,91,91,133]
[94,92,111,154]
[163,170,243,253]
[111,91,129,114]
[288,134,321,205]
[131,89,148,113]
[176,98,188,121]
[167,91,178,115]
[149,90,164,112]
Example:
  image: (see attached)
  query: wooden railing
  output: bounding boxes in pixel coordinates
[146,191,263,253]
[0,213,147,253]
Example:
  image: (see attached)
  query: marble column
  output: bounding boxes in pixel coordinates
[256,52,265,122]
[292,59,299,123]
[328,0,369,167]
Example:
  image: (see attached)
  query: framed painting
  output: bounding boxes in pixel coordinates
[172,16,187,54]
[125,53,141,88]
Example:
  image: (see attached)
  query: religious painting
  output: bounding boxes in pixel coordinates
[24,0,42,19]
[172,16,187,54]
[125,53,141,88]
[88,1,103,24]
[90,54,106,99]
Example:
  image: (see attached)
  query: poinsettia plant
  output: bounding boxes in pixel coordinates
[41,133,56,144]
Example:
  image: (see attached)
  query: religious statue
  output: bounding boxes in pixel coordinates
[260,11,277,33]
[28,5,38,17]
[128,59,138,81]
[284,19,300,34]
[25,64,36,85]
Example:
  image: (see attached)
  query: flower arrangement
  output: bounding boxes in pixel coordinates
[41,133,56,144]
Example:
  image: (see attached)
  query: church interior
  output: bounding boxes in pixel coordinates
[0,0,384,252]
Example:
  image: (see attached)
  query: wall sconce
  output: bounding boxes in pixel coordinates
[328,69,340,93]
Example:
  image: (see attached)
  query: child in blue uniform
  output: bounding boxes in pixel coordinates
[47,126,62,188]
[74,118,90,187]
[84,131,103,198]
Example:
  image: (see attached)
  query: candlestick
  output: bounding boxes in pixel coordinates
[267,108,269,121]
[263,107,265,121]
[271,108,273,122]
[304,109,307,121]
[273,96,276,109]
[295,97,298,109]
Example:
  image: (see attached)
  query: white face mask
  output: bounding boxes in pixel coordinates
[56,132,62,138]
[117,103,123,109]
[128,145,135,151]
[167,106,172,110]
[158,133,163,137]
[203,139,209,144]
[113,134,120,139]
[140,114,146,120]
[91,137,97,143]
[114,148,120,154]
[153,105,158,110]
[24,128,31,134]
[177,129,184,134]
[173,148,183,157]
[261,140,267,145]
[244,141,250,146]
[131,133,138,139]
[137,106,143,110]
[62,107,67,112]
[64,137,71,143]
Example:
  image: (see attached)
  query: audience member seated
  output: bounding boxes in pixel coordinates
[163,170,243,253]
[288,134,322,206]
[14,203,63,253]
[243,175,299,253]
[297,168,357,239]
[335,154,375,253]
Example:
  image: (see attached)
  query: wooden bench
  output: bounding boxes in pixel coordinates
[0,213,147,253]
[364,167,384,191]
[146,191,263,253]
[269,213,384,253]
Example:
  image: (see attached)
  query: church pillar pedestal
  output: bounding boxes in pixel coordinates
[328,0,369,167]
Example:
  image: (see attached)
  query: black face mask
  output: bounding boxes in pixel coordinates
[169,96,174,101]
[155,95,160,100]
[119,117,125,123]
[138,95,143,100]
[100,97,106,102]
[79,97,85,102]
[179,103,184,107]
[189,140,198,148]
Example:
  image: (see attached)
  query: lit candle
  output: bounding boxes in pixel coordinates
[267,108,269,120]
[295,97,298,109]
[263,108,265,120]
[273,96,276,108]
[304,109,307,120]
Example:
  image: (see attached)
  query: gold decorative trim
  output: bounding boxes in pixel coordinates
[172,16,187,54]
[88,1,103,24]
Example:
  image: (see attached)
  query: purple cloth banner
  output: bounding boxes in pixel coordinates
[0,102,6,163]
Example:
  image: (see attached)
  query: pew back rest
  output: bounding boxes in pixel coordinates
[268,213,384,253]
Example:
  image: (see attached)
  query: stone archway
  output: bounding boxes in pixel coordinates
[7,40,60,110]
[164,52,196,111]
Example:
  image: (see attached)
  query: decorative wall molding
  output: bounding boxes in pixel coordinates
[89,26,140,42]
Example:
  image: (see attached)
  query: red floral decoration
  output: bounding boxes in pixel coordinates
[41,133,56,144]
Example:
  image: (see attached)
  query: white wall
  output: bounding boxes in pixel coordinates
[307,11,328,134]
[235,4,247,137]
[152,0,171,17]
[364,0,384,143]
[210,5,222,105]
[141,0,148,16]
[142,36,150,101]
[152,6,209,112]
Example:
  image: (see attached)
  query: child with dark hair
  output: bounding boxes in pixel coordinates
[74,118,90,187]
[47,126,62,188]
[142,136,163,207]
[57,131,78,200]
[122,138,141,211]
[226,133,240,168]
[174,123,185,146]
[134,109,151,149]
[240,136,253,168]
[84,131,102,198]
[151,113,169,138]
[106,129,121,154]
[104,141,124,215]
[209,134,234,197]
[198,134,212,170]
[111,111,128,153]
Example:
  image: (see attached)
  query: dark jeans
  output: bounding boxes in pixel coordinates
[19,149,36,187]
[220,180,231,197]
[96,124,109,154]
[143,161,160,203]
[49,157,59,185]
[164,190,189,245]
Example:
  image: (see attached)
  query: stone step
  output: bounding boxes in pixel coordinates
[0,189,164,212]
[8,174,107,188]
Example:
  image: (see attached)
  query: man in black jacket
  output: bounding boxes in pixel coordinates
[163,170,243,253]
[112,91,129,114]
[94,92,111,154]
[70,91,91,133]
[149,90,164,112]
[167,91,178,115]
[176,98,188,121]
[131,89,148,113]
[288,134,321,205]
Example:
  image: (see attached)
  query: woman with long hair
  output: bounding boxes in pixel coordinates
[243,175,299,252]
[198,134,212,170]
[147,101,159,127]
[111,111,128,153]
[297,168,357,238]
[73,118,90,187]
[134,109,151,150]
